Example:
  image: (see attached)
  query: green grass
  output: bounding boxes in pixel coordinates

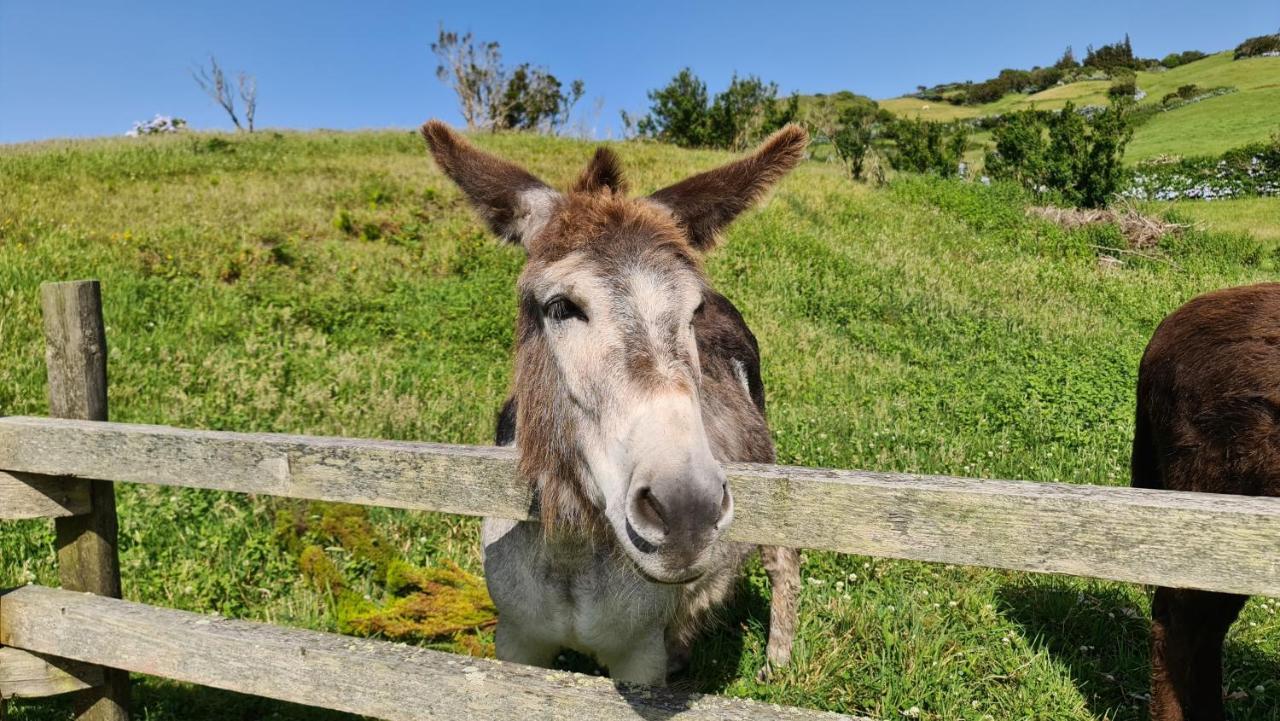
[876,51,1280,162]
[2,130,1279,721]
[1146,196,1280,247]
[1125,86,1280,160]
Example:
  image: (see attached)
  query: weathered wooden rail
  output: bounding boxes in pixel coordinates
[2,280,1278,721]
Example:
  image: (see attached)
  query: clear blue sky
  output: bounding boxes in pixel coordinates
[1,0,1276,143]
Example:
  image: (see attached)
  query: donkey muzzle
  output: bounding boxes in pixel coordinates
[624,464,734,576]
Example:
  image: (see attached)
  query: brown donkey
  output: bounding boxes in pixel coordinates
[420,120,806,684]
[1132,282,1280,721]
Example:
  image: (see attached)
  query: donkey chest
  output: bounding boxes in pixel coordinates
[482,519,674,651]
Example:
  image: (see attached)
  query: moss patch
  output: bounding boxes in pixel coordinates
[276,501,495,656]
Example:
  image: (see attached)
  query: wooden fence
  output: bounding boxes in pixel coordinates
[1,280,1278,721]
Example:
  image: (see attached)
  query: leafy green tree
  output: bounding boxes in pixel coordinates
[1084,35,1139,71]
[1054,46,1079,70]
[708,74,782,149]
[830,105,879,178]
[1234,33,1280,59]
[637,68,710,147]
[637,70,798,149]
[500,65,584,132]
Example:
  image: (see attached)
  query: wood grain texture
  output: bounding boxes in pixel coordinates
[0,586,865,721]
[1,417,1278,596]
[0,472,90,520]
[40,280,130,721]
[0,648,102,699]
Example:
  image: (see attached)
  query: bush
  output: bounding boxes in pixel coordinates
[830,105,881,179]
[1160,50,1207,68]
[1234,33,1280,59]
[1107,78,1136,99]
[984,102,1133,208]
[888,119,967,176]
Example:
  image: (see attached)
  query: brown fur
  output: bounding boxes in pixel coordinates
[650,125,808,251]
[1131,282,1280,721]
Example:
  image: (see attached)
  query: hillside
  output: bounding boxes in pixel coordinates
[2,130,1278,721]
[876,51,1280,161]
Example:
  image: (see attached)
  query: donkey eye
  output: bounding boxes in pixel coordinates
[544,296,587,323]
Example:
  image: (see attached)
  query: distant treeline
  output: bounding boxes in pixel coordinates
[912,35,1209,107]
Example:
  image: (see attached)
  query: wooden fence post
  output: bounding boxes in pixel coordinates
[40,281,130,721]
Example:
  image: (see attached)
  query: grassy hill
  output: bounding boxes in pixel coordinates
[877,51,1280,161]
[2,130,1278,721]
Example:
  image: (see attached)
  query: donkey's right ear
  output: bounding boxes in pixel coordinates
[420,120,560,246]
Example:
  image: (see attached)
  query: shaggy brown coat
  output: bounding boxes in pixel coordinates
[1132,282,1280,721]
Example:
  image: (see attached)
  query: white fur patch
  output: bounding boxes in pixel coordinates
[732,358,751,398]
[515,187,560,243]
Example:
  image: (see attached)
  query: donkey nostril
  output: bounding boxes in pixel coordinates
[635,486,669,535]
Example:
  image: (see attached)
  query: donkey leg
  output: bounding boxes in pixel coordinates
[495,619,559,669]
[758,544,801,680]
[1149,587,1247,721]
[599,631,669,686]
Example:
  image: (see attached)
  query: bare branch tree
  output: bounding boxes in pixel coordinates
[192,55,242,131]
[431,25,509,130]
[552,79,585,135]
[237,72,257,133]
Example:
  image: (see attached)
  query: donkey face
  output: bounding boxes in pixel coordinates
[422,121,806,583]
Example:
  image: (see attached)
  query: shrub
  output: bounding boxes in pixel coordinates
[985,102,1133,208]
[888,119,967,176]
[830,105,879,179]
[1107,77,1137,100]
[1234,33,1280,59]
[1160,50,1207,68]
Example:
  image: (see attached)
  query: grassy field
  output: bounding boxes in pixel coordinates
[2,129,1279,721]
[878,51,1280,162]
[1148,196,1280,246]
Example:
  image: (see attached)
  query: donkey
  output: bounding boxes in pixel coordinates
[1131,282,1280,721]
[420,120,807,684]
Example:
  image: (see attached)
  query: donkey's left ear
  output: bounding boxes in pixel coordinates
[421,120,560,246]
[649,124,808,251]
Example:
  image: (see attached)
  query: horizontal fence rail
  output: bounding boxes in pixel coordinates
[0,586,865,721]
[2,416,1279,596]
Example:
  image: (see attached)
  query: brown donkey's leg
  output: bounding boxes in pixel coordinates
[758,545,801,680]
[1149,587,1248,721]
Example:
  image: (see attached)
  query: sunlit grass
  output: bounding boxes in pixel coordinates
[2,129,1276,721]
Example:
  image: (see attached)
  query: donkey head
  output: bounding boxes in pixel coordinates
[422,121,806,583]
